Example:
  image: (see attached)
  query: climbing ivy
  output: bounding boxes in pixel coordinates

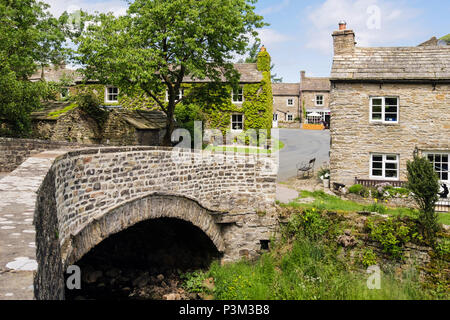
[60,50,273,137]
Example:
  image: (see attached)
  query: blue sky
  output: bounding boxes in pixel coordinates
[44,0,450,83]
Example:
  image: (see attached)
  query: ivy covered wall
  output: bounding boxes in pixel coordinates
[67,50,273,136]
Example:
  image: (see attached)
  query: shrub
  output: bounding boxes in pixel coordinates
[366,217,419,259]
[283,208,331,241]
[76,92,108,127]
[361,248,378,267]
[349,184,364,195]
[181,270,209,293]
[406,156,440,243]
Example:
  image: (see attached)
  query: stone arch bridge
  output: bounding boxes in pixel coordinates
[0,146,277,300]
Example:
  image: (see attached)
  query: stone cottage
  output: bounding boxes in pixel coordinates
[300,71,331,128]
[272,83,300,128]
[34,48,273,141]
[329,22,450,193]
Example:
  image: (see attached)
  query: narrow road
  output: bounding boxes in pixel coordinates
[276,129,330,182]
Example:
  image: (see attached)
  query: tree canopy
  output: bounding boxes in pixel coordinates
[0,0,68,135]
[73,0,266,146]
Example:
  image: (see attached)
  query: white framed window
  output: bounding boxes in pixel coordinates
[287,114,294,121]
[232,87,244,104]
[273,113,278,121]
[165,89,184,102]
[425,152,449,182]
[231,114,244,131]
[370,154,399,180]
[287,98,294,106]
[370,97,399,123]
[315,95,324,106]
[105,86,119,103]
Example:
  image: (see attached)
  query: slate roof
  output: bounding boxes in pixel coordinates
[29,67,83,84]
[331,46,450,81]
[120,110,167,130]
[182,63,263,83]
[31,63,263,84]
[300,77,330,92]
[272,83,300,96]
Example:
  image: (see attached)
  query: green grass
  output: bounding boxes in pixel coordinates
[204,139,285,154]
[282,190,450,225]
[47,103,77,119]
[206,238,435,300]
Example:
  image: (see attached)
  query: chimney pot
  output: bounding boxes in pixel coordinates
[260,45,266,52]
[339,21,347,30]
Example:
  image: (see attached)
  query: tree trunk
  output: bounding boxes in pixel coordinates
[162,99,176,147]
[162,117,175,147]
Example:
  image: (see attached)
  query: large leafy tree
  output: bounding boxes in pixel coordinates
[0,0,68,135]
[73,0,266,146]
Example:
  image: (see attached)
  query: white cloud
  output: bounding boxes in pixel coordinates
[258,29,292,46]
[259,0,291,15]
[305,0,423,54]
[41,0,128,17]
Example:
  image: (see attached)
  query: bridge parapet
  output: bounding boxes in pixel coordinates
[51,147,277,255]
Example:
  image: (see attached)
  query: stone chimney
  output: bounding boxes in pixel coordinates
[300,70,306,80]
[332,21,356,55]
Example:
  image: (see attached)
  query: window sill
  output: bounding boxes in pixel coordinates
[369,176,400,181]
[369,121,399,126]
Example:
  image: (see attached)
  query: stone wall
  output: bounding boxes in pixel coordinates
[330,82,450,186]
[301,91,330,114]
[0,138,95,173]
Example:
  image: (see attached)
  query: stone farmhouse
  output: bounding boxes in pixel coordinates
[271,72,331,130]
[329,22,450,192]
[300,71,331,128]
[271,83,300,128]
[29,48,273,145]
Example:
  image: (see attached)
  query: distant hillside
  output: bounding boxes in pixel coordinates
[440,34,450,44]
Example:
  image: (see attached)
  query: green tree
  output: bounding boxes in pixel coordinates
[73,0,266,146]
[0,0,68,136]
[238,40,283,83]
[406,156,441,243]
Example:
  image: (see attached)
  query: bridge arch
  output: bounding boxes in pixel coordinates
[62,193,226,268]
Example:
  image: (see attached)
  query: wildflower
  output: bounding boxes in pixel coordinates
[374,198,378,203]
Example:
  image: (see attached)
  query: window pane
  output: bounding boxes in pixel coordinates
[372,162,383,169]
[442,172,448,181]
[385,170,398,178]
[443,155,448,163]
[372,113,382,120]
[385,98,398,106]
[428,155,434,162]
[371,98,382,106]
[385,114,397,122]
[372,105,382,113]
[386,155,397,161]
[372,155,383,162]
[386,163,397,170]
[372,170,382,176]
